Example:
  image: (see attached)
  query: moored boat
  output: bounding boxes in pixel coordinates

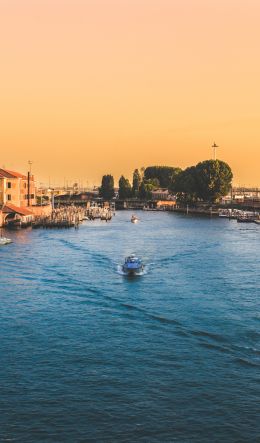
[6,218,22,229]
[237,211,259,223]
[0,235,12,245]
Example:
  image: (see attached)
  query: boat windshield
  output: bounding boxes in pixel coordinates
[125,255,139,263]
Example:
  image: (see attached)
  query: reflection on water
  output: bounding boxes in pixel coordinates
[0,211,259,443]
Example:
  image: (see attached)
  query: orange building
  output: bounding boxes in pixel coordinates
[0,168,36,207]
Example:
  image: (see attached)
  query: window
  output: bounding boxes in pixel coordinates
[7,182,11,188]
[31,194,34,199]
[7,194,11,201]
[24,183,27,188]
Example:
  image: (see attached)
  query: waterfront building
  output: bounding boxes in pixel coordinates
[156,200,176,209]
[0,168,36,227]
[0,168,36,207]
[220,187,260,209]
[151,188,175,201]
[2,204,35,227]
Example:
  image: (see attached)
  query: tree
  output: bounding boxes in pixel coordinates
[99,175,115,200]
[118,176,132,199]
[132,169,142,196]
[144,166,182,188]
[195,160,233,202]
[172,166,198,202]
[138,178,159,199]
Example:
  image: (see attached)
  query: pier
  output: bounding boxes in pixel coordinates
[32,205,114,228]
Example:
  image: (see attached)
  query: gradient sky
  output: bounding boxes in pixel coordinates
[0,0,259,186]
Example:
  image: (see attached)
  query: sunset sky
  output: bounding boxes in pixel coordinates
[0,0,259,187]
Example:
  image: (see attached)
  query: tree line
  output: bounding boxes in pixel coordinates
[99,160,233,203]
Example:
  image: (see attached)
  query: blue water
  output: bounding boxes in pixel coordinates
[0,211,259,443]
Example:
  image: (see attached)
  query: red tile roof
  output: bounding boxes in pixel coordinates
[0,168,27,179]
[2,203,34,216]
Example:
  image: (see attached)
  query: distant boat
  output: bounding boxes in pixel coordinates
[122,254,144,276]
[237,218,255,223]
[131,215,139,223]
[237,211,258,223]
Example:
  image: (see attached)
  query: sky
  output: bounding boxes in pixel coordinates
[0,0,259,187]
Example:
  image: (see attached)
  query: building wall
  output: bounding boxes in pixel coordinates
[156,200,176,208]
[0,175,36,207]
[3,177,21,207]
[0,210,4,227]
[0,178,5,205]
[20,176,36,207]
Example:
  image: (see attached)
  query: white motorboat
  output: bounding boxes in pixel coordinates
[0,237,12,245]
[131,215,139,223]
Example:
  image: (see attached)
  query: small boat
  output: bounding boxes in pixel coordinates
[6,218,21,229]
[131,215,139,223]
[0,232,12,245]
[237,217,255,223]
[237,211,259,223]
[122,254,144,276]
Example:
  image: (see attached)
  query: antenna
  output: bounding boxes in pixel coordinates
[212,142,218,160]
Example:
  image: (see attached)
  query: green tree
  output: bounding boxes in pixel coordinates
[132,169,142,196]
[173,166,198,202]
[195,160,233,202]
[99,174,115,200]
[139,178,159,199]
[144,166,182,188]
[118,176,132,199]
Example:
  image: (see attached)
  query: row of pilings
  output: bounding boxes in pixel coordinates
[32,205,113,228]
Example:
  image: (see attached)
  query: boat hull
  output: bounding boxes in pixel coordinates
[0,238,12,245]
[122,265,143,276]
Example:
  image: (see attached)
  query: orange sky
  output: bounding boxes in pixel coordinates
[0,0,259,187]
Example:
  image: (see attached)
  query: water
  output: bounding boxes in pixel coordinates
[0,211,259,443]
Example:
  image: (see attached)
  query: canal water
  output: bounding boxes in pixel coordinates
[0,211,259,443]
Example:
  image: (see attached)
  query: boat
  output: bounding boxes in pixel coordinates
[219,209,233,218]
[131,215,139,223]
[237,216,255,223]
[122,254,144,276]
[237,211,258,223]
[0,231,12,245]
[5,218,21,229]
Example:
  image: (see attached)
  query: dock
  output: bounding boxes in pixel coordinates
[32,205,114,228]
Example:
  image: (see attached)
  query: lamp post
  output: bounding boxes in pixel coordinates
[212,142,218,160]
[27,160,32,207]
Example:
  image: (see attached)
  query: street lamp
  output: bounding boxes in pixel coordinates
[212,142,218,160]
[27,160,33,207]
